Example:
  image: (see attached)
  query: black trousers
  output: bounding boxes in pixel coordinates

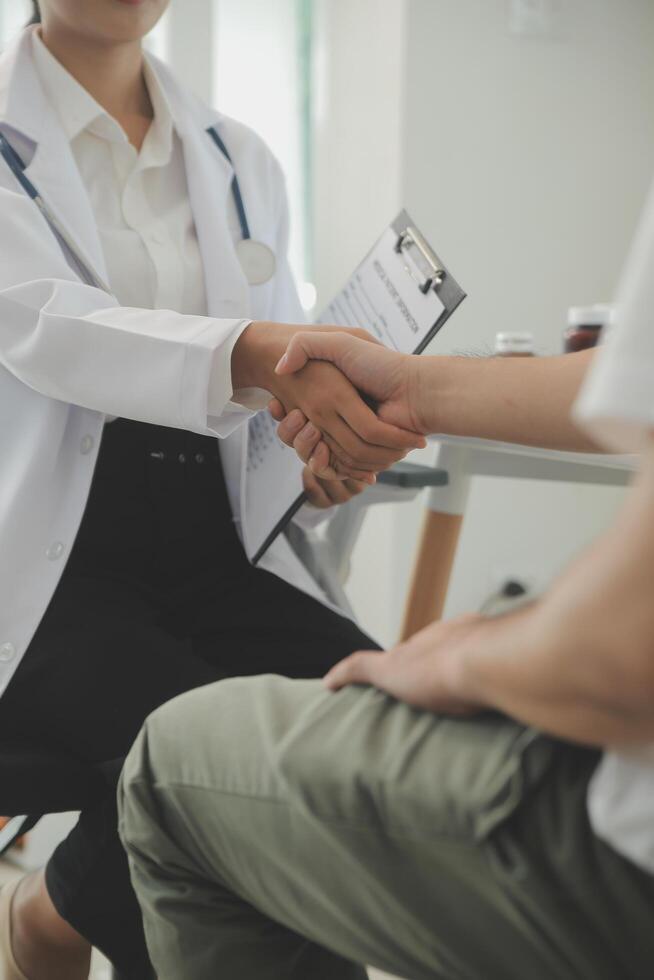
[0,420,378,977]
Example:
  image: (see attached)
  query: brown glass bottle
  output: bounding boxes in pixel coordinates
[564,305,612,353]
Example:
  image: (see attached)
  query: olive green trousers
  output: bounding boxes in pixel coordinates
[118,676,654,980]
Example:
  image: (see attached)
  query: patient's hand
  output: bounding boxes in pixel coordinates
[269,331,427,479]
[234,323,425,481]
[323,614,486,716]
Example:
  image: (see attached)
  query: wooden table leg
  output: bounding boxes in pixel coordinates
[400,509,464,640]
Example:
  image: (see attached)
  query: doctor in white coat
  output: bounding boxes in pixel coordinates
[0,2,424,978]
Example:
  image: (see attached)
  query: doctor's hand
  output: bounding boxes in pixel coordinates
[233,322,426,481]
[269,331,427,479]
[302,467,369,509]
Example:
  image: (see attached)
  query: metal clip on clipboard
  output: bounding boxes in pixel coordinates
[395,225,445,295]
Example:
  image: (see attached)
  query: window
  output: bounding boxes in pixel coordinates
[213,0,314,310]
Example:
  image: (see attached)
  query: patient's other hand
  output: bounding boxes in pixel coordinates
[323,614,486,716]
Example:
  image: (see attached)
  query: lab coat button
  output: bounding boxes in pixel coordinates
[0,643,16,663]
[80,435,94,455]
[46,541,65,561]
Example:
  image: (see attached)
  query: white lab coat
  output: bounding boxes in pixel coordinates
[0,29,339,699]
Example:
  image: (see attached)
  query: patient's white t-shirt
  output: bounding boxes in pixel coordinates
[574,176,654,875]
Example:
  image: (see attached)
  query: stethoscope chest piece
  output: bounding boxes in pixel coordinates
[206,125,277,287]
[236,238,276,286]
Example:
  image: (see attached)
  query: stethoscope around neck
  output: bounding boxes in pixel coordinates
[0,125,276,290]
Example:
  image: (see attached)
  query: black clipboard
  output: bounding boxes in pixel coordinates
[251,210,466,565]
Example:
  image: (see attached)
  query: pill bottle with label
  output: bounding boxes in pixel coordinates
[494,332,535,357]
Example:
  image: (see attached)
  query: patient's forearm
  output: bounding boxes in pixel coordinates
[457,608,654,747]
[417,348,600,451]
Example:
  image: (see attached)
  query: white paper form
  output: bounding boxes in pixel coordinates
[242,221,448,562]
[242,409,304,561]
[317,226,445,351]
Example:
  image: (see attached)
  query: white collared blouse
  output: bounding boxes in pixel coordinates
[32,30,208,318]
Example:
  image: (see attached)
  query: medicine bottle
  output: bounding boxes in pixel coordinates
[494,332,535,357]
[564,304,611,353]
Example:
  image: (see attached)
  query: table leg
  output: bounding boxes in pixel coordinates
[400,509,464,640]
[400,442,471,639]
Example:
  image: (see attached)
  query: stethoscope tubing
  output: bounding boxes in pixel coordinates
[0,131,38,200]
[0,130,111,291]
[0,124,261,289]
[206,126,251,242]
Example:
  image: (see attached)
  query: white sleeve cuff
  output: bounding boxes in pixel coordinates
[193,318,256,437]
[229,387,273,412]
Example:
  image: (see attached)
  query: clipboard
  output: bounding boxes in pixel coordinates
[246,210,466,565]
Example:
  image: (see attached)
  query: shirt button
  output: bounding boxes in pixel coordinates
[178,453,186,464]
[195,453,205,464]
[46,541,65,561]
[0,643,16,663]
[80,435,95,455]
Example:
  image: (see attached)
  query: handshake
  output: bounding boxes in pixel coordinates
[233,322,429,508]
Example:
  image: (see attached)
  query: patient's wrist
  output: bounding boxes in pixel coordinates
[417,355,500,438]
[451,605,542,710]
[414,356,454,434]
